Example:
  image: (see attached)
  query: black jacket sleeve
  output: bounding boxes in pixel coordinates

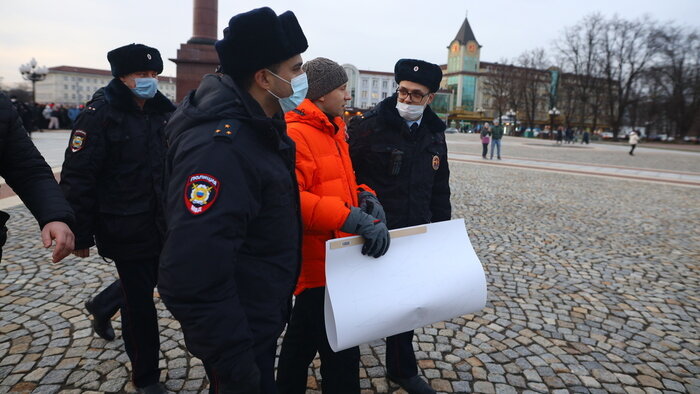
[430,136,451,222]
[0,94,74,229]
[159,135,261,382]
[59,105,107,249]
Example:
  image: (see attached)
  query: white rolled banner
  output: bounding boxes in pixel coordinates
[324,218,487,352]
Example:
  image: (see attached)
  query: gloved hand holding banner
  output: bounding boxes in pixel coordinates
[324,218,487,352]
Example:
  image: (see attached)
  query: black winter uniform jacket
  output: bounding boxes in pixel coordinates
[0,92,74,248]
[59,79,175,260]
[158,74,302,383]
[347,94,451,230]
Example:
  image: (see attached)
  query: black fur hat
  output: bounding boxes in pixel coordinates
[107,44,163,77]
[215,7,308,77]
[394,59,443,93]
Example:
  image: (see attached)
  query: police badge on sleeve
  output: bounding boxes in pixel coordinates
[184,174,220,215]
[70,130,87,152]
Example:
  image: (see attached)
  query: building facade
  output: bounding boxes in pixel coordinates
[35,66,176,106]
[342,64,397,110]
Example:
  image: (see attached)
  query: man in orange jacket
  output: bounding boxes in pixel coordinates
[276,57,390,394]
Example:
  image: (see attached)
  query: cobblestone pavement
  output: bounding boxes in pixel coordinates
[1,134,699,393]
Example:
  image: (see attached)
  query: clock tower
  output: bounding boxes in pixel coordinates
[446,13,480,111]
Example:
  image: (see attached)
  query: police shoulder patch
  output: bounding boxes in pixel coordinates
[71,130,87,152]
[184,173,220,215]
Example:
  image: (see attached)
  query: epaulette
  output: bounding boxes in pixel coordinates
[83,99,108,115]
[213,119,240,143]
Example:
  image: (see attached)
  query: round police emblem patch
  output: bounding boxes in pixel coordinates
[147,53,152,60]
[414,65,419,72]
[184,174,220,215]
[432,155,440,170]
[71,130,87,152]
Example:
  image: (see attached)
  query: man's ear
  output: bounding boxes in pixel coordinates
[426,93,435,105]
[253,69,271,90]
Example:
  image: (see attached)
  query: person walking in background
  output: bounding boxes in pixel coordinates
[555,126,563,145]
[581,129,590,145]
[48,104,60,129]
[629,131,639,155]
[490,119,503,160]
[480,123,490,159]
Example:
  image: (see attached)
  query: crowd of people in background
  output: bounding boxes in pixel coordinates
[8,97,83,135]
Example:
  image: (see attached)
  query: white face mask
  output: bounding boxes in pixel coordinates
[395,101,426,121]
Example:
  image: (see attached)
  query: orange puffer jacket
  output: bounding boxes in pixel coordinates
[286,99,375,295]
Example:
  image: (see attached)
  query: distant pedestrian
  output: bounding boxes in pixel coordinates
[629,131,639,155]
[581,129,590,144]
[48,104,60,129]
[565,127,573,144]
[490,119,503,159]
[556,126,563,145]
[480,124,490,158]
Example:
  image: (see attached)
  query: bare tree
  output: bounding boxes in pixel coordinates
[481,59,512,123]
[516,48,549,130]
[555,13,606,131]
[599,16,656,139]
[647,25,700,139]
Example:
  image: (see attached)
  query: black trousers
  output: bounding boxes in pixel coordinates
[276,287,360,394]
[114,256,161,388]
[481,143,488,157]
[386,330,418,378]
[630,144,637,154]
[203,331,278,394]
[90,279,122,317]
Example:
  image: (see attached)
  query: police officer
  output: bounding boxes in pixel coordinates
[158,7,306,394]
[0,92,75,263]
[59,44,175,394]
[347,59,451,394]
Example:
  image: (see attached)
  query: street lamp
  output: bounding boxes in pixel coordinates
[476,106,485,123]
[19,58,49,105]
[548,107,560,138]
[506,109,516,134]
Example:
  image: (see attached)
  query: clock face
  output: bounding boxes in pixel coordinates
[451,43,459,53]
[467,42,477,54]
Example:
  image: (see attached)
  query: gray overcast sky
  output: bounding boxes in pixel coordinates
[1,0,699,87]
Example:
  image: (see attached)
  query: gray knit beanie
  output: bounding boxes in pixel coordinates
[302,57,348,101]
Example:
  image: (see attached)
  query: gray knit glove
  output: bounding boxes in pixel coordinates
[358,191,386,224]
[341,207,390,258]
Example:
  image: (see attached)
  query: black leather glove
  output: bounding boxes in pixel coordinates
[358,191,386,224]
[341,207,390,258]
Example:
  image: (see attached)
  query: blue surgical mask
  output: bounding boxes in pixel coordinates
[266,70,308,113]
[130,77,158,99]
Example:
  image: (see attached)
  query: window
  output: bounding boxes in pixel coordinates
[371,93,378,99]
[361,91,367,98]
[64,85,68,89]
[382,92,387,99]
[382,81,387,89]
[362,79,368,88]
[372,79,378,90]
